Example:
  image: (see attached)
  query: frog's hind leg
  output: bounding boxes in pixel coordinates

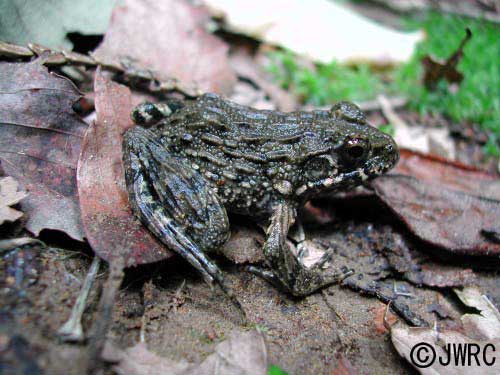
[123,127,243,316]
[251,202,353,296]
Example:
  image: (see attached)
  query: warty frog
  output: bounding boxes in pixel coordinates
[123,93,399,309]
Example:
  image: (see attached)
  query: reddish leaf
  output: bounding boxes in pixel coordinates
[372,175,500,256]
[0,60,86,240]
[77,69,170,267]
[92,0,236,94]
[395,149,499,200]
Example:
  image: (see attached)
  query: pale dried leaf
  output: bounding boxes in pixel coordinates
[391,287,500,374]
[105,330,267,375]
[454,287,500,340]
[206,0,422,63]
[0,176,27,225]
[391,324,499,375]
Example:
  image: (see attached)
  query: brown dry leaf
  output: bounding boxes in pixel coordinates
[93,0,236,95]
[391,287,499,374]
[394,149,500,201]
[0,176,27,225]
[0,60,87,240]
[422,28,472,90]
[77,69,169,267]
[372,175,500,256]
[104,330,268,375]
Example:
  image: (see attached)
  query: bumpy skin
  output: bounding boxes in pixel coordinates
[123,93,399,302]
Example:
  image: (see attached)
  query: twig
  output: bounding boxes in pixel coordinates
[377,94,408,129]
[0,41,201,97]
[58,256,101,342]
[357,96,407,112]
[87,260,124,373]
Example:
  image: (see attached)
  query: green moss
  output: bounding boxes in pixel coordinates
[268,364,290,375]
[393,12,499,155]
[267,50,383,106]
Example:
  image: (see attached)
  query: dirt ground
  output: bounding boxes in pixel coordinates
[2,208,498,374]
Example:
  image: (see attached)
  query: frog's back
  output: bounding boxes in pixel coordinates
[152,94,334,215]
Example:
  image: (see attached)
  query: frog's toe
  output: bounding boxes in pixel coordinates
[245,266,284,289]
[261,202,354,297]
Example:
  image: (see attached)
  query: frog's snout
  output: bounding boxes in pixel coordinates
[374,134,399,171]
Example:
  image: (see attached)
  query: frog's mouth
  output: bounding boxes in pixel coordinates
[297,151,399,198]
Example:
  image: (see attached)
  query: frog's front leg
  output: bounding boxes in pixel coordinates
[123,127,242,313]
[254,202,353,296]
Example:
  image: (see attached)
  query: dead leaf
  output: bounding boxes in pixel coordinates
[92,0,236,94]
[390,287,499,374]
[205,0,422,64]
[454,288,500,340]
[104,330,268,375]
[372,175,500,256]
[0,176,27,225]
[391,326,498,374]
[422,28,472,90]
[0,60,87,240]
[77,69,169,267]
[394,149,500,201]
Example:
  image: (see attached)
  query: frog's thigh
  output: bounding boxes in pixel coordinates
[123,127,230,287]
[262,202,351,296]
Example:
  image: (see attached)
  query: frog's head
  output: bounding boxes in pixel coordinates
[296,102,399,198]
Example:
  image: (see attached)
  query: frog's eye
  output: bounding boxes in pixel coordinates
[341,136,370,165]
[304,155,334,181]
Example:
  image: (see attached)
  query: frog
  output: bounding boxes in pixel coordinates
[122,93,399,311]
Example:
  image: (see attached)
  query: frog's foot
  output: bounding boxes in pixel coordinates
[123,127,245,318]
[131,99,185,126]
[256,202,353,297]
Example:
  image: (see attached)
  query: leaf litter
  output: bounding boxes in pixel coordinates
[372,149,500,256]
[0,2,499,374]
[92,0,236,94]
[103,330,268,375]
[0,60,87,240]
[77,69,169,268]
